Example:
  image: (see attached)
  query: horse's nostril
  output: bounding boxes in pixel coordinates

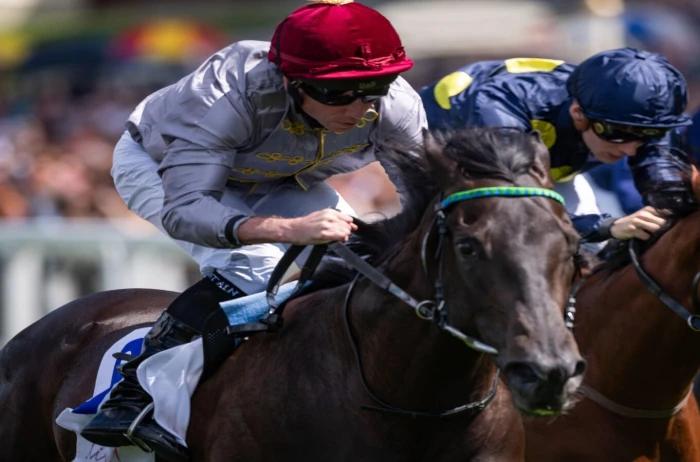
[573,360,587,377]
[547,367,566,385]
[504,362,540,384]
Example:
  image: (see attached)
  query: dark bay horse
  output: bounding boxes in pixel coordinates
[0,129,584,461]
[525,169,700,462]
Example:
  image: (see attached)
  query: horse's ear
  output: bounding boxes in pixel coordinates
[423,129,461,188]
[574,248,600,278]
[528,137,554,187]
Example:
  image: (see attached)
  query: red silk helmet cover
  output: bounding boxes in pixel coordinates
[268,1,413,80]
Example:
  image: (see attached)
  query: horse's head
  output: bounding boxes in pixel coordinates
[423,128,585,415]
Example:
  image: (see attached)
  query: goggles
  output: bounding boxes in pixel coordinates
[292,77,395,106]
[590,119,668,144]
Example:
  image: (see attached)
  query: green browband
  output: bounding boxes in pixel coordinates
[440,186,566,209]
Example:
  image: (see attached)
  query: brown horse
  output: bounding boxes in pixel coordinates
[525,169,700,462]
[0,129,584,461]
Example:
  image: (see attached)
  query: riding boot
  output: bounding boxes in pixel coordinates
[81,275,245,461]
[81,311,199,461]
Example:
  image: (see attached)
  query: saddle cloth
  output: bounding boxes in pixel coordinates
[56,282,298,458]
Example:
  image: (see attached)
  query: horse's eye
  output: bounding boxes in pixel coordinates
[456,238,481,258]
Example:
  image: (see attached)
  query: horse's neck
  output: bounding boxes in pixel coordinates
[580,212,700,409]
[347,234,495,411]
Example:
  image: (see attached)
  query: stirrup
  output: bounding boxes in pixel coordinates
[124,402,155,453]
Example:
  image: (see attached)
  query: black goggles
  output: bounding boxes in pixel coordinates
[292,78,393,106]
[590,120,668,144]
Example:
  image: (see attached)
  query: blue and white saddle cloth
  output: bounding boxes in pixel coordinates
[56,282,298,461]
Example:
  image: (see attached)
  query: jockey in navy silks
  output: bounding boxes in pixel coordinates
[80,1,424,459]
[421,48,695,243]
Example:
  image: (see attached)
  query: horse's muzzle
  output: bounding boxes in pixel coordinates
[502,359,586,415]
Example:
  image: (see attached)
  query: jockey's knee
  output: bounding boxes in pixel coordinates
[166,273,245,332]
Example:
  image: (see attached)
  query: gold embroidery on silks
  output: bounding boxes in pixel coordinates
[317,143,370,166]
[231,167,292,178]
[256,152,307,165]
[293,129,327,190]
[281,119,306,136]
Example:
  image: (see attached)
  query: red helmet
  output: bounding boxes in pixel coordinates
[268,0,413,81]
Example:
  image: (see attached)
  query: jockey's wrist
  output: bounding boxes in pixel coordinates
[597,216,617,240]
[225,215,253,247]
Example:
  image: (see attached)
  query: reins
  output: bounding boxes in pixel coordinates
[628,239,700,331]
[246,185,571,418]
[579,384,693,419]
[342,274,500,418]
[579,237,699,419]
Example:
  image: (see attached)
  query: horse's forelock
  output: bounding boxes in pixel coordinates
[361,129,541,255]
[442,129,538,182]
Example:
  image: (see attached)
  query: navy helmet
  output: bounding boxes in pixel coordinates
[567,47,691,128]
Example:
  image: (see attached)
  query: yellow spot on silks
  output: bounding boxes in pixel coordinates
[550,166,577,183]
[433,71,473,110]
[504,58,564,74]
[530,120,557,148]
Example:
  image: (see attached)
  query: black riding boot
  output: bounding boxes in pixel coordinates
[81,275,244,461]
[81,311,199,461]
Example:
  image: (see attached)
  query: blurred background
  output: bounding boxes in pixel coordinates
[0,0,698,344]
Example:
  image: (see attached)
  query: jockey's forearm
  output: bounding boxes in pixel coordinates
[236,209,356,246]
[236,216,294,244]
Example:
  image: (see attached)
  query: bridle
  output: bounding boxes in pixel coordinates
[251,185,574,418]
[579,238,699,419]
[337,185,571,417]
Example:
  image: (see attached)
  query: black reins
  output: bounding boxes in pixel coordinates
[342,274,500,418]
[628,239,700,331]
[578,238,700,419]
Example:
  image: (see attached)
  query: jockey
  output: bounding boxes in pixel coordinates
[421,48,695,243]
[81,1,424,459]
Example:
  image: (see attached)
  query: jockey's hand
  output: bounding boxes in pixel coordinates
[610,206,667,241]
[282,209,358,245]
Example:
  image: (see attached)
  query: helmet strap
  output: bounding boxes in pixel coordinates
[287,81,324,129]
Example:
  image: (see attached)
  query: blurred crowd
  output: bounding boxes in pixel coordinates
[0,76,142,220]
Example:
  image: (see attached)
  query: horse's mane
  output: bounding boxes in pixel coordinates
[307,128,540,290]
[359,128,539,255]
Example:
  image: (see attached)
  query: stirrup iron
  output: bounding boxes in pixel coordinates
[125,402,155,453]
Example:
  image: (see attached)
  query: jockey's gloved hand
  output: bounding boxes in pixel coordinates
[644,182,698,214]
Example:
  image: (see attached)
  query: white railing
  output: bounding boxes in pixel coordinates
[0,219,197,345]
